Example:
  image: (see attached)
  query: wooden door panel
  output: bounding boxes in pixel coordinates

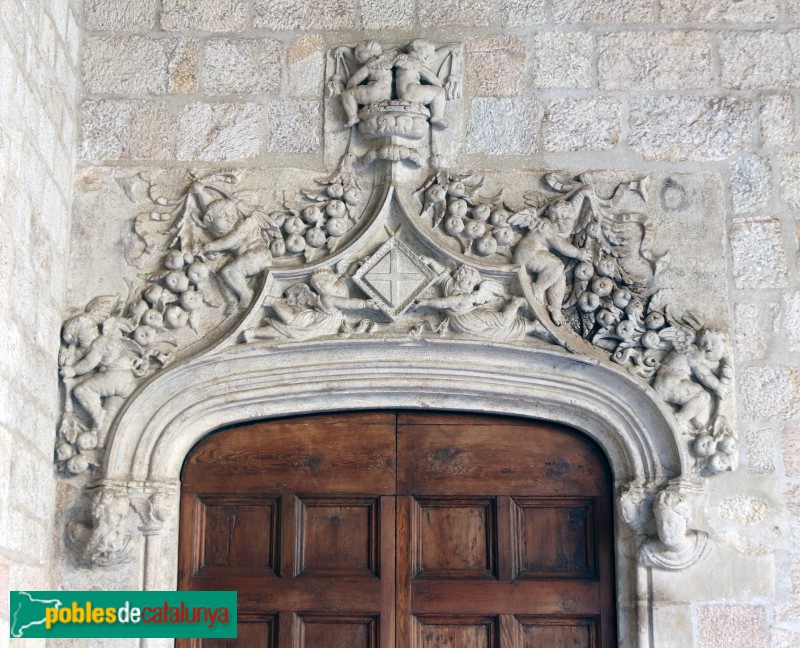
[187,614,277,647]
[397,420,610,497]
[517,616,599,648]
[513,498,596,579]
[182,412,397,495]
[194,495,279,574]
[413,498,496,579]
[412,616,498,648]
[297,614,379,648]
[298,497,380,576]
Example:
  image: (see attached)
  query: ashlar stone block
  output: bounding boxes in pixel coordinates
[466,97,539,155]
[254,0,356,30]
[84,0,157,31]
[359,0,413,29]
[176,102,262,161]
[161,0,249,32]
[598,31,714,91]
[720,32,793,90]
[80,100,173,160]
[466,36,526,97]
[287,35,324,98]
[781,426,800,478]
[784,291,800,352]
[82,37,198,95]
[740,365,800,422]
[730,155,772,215]
[695,604,768,648]
[498,0,545,26]
[203,38,282,95]
[661,0,780,23]
[628,96,751,161]
[419,0,500,27]
[542,97,620,151]
[780,153,800,210]
[265,99,320,153]
[551,0,653,23]
[760,94,795,147]
[730,216,788,290]
[530,32,593,89]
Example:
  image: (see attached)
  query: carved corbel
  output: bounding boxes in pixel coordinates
[67,483,177,567]
[638,478,711,570]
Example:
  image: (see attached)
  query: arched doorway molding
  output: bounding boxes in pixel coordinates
[104,339,687,485]
[74,337,697,648]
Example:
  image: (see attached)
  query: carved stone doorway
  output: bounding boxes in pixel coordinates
[177,411,617,647]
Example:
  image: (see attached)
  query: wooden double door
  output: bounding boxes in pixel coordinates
[178,412,617,647]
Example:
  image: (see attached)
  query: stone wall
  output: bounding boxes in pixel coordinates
[51,0,800,646]
[0,0,81,641]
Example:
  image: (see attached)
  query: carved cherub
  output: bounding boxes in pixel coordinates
[414,264,538,340]
[509,190,592,326]
[195,198,281,309]
[59,298,144,440]
[395,39,450,127]
[653,318,732,429]
[338,41,396,128]
[243,268,378,341]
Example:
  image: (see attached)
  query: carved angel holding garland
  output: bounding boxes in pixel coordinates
[243,268,379,342]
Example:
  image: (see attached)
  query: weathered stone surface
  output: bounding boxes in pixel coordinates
[419,0,500,26]
[718,496,769,525]
[287,35,324,98]
[760,94,796,147]
[359,0,413,28]
[661,0,780,22]
[731,155,772,214]
[730,217,788,289]
[467,36,525,96]
[790,0,800,21]
[466,97,539,155]
[254,0,356,30]
[784,292,800,351]
[530,32,593,89]
[161,0,249,32]
[740,365,800,421]
[781,426,800,477]
[780,153,800,209]
[265,100,320,153]
[746,429,776,474]
[202,38,282,95]
[598,31,714,90]
[176,102,262,160]
[81,100,173,160]
[84,0,157,31]
[695,604,768,648]
[551,0,653,23]
[629,96,751,161]
[772,629,800,648]
[776,556,800,621]
[720,32,793,90]
[542,97,620,151]
[734,303,769,362]
[82,37,198,94]
[499,0,545,26]
[717,532,772,556]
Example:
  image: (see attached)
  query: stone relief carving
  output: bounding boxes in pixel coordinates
[60,40,736,571]
[67,484,175,567]
[327,39,461,168]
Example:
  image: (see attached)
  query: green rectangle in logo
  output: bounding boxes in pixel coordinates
[10,591,237,639]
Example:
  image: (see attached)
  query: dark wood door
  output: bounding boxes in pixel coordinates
[178,411,616,648]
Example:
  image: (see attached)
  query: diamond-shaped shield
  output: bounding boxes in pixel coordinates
[353,237,438,319]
